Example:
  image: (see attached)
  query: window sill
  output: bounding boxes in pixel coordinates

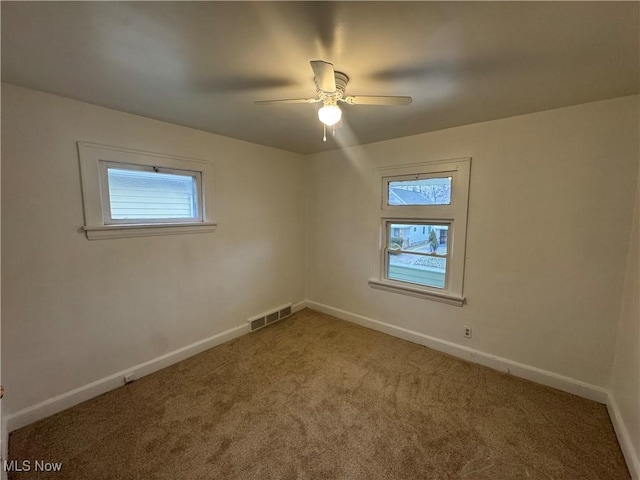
[368,279,465,307]
[83,222,217,240]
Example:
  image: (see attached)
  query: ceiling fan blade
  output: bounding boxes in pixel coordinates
[310,60,336,93]
[255,98,320,105]
[342,95,412,106]
[194,75,296,93]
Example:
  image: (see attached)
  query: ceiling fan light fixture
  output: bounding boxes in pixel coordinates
[318,104,342,126]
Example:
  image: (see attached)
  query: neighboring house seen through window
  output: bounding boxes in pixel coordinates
[102,163,201,224]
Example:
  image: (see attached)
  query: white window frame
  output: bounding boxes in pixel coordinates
[78,142,216,240]
[369,158,471,306]
[99,161,203,225]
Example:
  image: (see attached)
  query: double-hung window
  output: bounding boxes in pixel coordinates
[369,158,471,306]
[78,142,216,239]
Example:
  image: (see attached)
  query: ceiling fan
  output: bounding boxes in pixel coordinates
[255,60,412,141]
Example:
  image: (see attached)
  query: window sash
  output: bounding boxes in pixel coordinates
[99,161,203,225]
[383,170,457,209]
[386,174,454,206]
[383,220,451,290]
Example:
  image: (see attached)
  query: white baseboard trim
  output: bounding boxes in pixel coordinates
[306,301,608,404]
[293,300,309,313]
[6,300,308,434]
[6,322,249,433]
[607,393,640,480]
[305,301,639,477]
[6,300,627,474]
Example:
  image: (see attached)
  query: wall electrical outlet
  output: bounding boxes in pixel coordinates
[124,373,136,385]
[463,326,472,338]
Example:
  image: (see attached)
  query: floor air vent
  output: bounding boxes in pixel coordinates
[249,303,293,332]
[250,317,266,331]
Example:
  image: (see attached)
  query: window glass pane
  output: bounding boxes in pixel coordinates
[387,223,448,289]
[107,168,199,220]
[388,177,452,205]
[388,253,446,289]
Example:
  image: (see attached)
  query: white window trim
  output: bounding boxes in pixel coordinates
[78,142,216,240]
[369,158,471,306]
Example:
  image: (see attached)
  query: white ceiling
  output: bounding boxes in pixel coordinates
[2,2,638,154]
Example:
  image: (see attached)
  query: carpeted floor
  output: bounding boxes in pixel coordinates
[9,309,630,479]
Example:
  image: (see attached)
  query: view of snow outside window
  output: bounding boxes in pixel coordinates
[387,223,449,289]
[388,176,452,205]
[107,168,199,220]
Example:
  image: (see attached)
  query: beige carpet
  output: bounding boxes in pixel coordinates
[9,309,630,479]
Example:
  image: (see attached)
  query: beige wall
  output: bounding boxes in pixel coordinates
[1,83,306,414]
[306,95,639,388]
[611,164,640,472]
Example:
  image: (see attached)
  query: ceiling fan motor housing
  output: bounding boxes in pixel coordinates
[316,71,349,105]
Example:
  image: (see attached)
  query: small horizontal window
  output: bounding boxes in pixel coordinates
[388,176,452,206]
[78,142,216,240]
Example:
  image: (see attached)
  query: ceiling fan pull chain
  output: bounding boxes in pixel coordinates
[332,125,336,137]
[323,124,327,142]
